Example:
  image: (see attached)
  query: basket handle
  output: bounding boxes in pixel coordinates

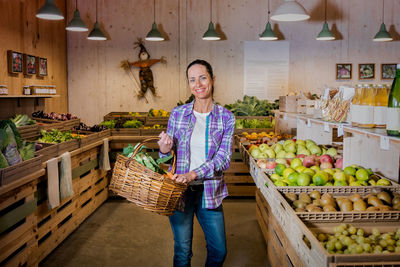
[124,137,176,176]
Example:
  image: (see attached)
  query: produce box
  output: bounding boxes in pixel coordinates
[297,99,316,115]
[35,118,64,131]
[18,124,40,140]
[103,112,147,124]
[235,128,274,134]
[0,155,43,186]
[57,139,79,155]
[140,128,164,136]
[35,142,58,161]
[111,128,141,136]
[279,96,299,113]
[74,129,111,147]
[61,118,80,130]
[145,116,169,126]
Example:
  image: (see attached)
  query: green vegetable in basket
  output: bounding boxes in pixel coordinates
[0,151,9,169]
[122,120,143,128]
[123,143,168,174]
[38,129,80,144]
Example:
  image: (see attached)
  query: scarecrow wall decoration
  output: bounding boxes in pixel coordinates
[120,38,166,103]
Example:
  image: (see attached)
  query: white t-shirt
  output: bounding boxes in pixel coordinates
[189,110,210,184]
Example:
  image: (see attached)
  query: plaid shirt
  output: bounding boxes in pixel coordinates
[161,101,235,209]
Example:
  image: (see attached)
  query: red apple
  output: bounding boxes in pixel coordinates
[296,154,306,158]
[303,155,315,167]
[265,160,277,169]
[320,162,333,170]
[335,158,343,169]
[319,154,333,164]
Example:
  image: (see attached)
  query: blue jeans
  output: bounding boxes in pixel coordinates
[169,185,227,267]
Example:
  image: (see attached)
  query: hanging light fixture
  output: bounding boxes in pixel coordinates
[66,0,88,32]
[271,0,310,22]
[259,0,278,40]
[316,0,335,40]
[87,0,107,40]
[146,0,164,41]
[203,0,220,40]
[373,0,392,42]
[36,0,64,20]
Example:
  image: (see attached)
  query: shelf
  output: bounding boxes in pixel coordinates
[0,95,60,98]
[344,126,400,144]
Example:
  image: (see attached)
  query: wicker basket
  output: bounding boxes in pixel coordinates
[109,137,187,216]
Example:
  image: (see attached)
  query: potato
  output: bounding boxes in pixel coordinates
[310,207,323,212]
[321,197,336,207]
[368,196,384,207]
[377,191,392,205]
[306,204,317,212]
[349,193,363,202]
[313,199,322,207]
[309,190,321,200]
[353,200,367,211]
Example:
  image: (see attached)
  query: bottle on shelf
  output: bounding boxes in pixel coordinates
[350,84,362,127]
[373,84,388,128]
[387,64,400,137]
[358,84,376,128]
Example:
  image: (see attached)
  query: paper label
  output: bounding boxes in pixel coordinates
[307,118,312,128]
[324,122,330,132]
[357,105,374,124]
[337,125,344,137]
[380,136,390,150]
[373,106,387,125]
[387,108,400,131]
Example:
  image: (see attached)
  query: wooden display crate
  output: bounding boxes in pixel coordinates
[34,142,58,162]
[76,129,111,148]
[140,128,164,136]
[18,124,40,140]
[279,96,299,113]
[111,128,141,136]
[0,155,43,186]
[103,112,147,124]
[35,118,64,131]
[297,99,316,115]
[57,139,80,155]
[145,116,169,126]
[0,181,38,267]
[225,152,255,197]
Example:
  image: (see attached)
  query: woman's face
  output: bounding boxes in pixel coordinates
[187,64,213,100]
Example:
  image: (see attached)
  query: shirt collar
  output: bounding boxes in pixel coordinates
[183,100,217,117]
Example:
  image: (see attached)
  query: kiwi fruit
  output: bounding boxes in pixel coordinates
[377,191,392,205]
[353,199,367,211]
[309,190,321,200]
[340,199,353,212]
[299,193,312,204]
[349,193,363,202]
[293,200,307,209]
[323,205,337,212]
[368,196,383,207]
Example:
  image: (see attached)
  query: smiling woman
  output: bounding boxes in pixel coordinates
[157,59,235,266]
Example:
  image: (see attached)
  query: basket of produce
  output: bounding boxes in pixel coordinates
[110,137,187,216]
[145,109,170,125]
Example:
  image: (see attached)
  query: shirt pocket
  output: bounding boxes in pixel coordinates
[210,129,223,147]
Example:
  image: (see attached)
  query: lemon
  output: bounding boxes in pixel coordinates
[377,179,391,186]
[355,169,369,181]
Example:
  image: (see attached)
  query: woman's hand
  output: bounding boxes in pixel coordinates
[170,171,197,184]
[158,131,173,154]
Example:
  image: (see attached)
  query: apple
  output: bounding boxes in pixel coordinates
[284,143,296,153]
[320,162,333,170]
[335,158,343,169]
[285,152,296,159]
[265,149,276,158]
[303,155,315,167]
[273,143,284,154]
[291,158,303,169]
[259,143,269,152]
[284,140,295,147]
[319,154,333,164]
[250,148,262,159]
[296,139,306,146]
[326,148,338,157]
[333,171,347,182]
[275,158,287,165]
[265,160,277,169]
[309,145,322,156]
[276,150,286,159]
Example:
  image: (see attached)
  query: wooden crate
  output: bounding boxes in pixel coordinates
[34,142,58,162]
[111,128,141,136]
[35,118,64,131]
[57,139,79,155]
[0,181,38,267]
[61,118,80,130]
[103,111,147,124]
[140,128,164,136]
[76,129,111,148]
[297,99,316,115]
[145,116,169,126]
[18,124,40,140]
[279,96,299,113]
[224,159,255,197]
[0,155,43,186]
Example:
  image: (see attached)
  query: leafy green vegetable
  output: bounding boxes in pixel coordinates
[0,129,7,150]
[224,95,279,116]
[12,114,36,127]
[0,120,22,149]
[235,118,273,129]
[38,129,81,144]
[100,120,116,129]
[123,143,166,174]
[122,120,143,128]
[0,151,9,169]
[18,141,35,161]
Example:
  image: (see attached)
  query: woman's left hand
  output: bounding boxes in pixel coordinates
[171,171,197,184]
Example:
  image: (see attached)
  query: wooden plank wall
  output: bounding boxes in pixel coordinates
[66,0,400,125]
[0,0,67,115]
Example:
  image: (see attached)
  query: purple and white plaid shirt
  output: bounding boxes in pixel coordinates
[161,101,235,209]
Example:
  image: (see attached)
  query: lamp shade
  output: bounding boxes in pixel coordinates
[373,23,393,42]
[145,22,164,41]
[259,22,278,40]
[271,0,309,22]
[66,10,88,32]
[36,0,64,20]
[203,22,220,40]
[87,21,107,40]
[316,22,335,40]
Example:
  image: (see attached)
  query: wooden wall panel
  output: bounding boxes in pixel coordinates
[66,0,400,125]
[0,0,67,115]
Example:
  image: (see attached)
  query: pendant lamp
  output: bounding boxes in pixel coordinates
[316,0,335,41]
[373,0,392,42]
[36,0,64,20]
[271,0,309,22]
[260,0,278,40]
[146,0,164,41]
[87,0,106,40]
[66,0,88,32]
[203,0,220,40]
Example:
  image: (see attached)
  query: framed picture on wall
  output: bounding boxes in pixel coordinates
[381,63,396,79]
[336,63,352,79]
[359,63,375,79]
[23,54,36,75]
[36,57,47,77]
[7,50,23,73]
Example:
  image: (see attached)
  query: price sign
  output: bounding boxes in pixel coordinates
[380,136,390,150]
[324,122,330,133]
[307,118,312,128]
[283,114,288,121]
[337,125,344,137]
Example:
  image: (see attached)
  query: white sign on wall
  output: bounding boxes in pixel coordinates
[243,41,289,101]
